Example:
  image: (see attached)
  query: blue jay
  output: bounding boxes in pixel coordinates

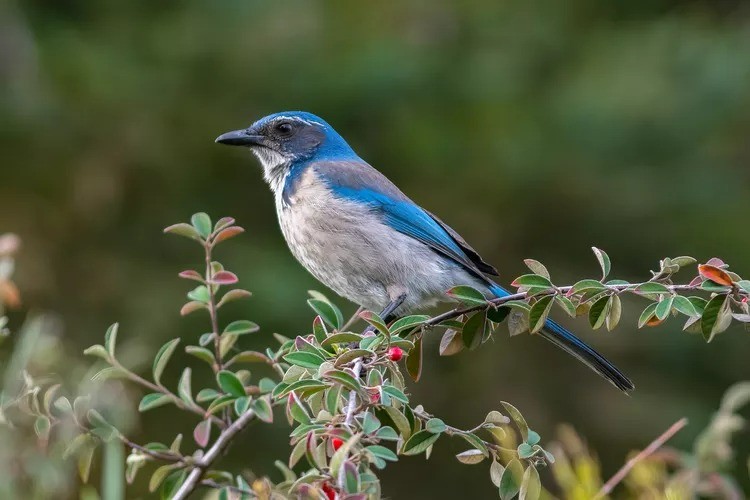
[216,111,634,392]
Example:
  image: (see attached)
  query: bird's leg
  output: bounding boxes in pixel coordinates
[363,293,407,335]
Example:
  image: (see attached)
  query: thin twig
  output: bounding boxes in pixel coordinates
[595,418,688,499]
[340,306,364,332]
[344,360,363,427]
[172,409,258,500]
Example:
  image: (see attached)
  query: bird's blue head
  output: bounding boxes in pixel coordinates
[216,111,358,187]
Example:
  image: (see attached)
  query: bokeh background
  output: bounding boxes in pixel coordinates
[2,0,750,498]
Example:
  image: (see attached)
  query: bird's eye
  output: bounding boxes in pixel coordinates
[275,122,293,135]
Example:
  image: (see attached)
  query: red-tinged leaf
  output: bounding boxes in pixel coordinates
[178,270,203,282]
[180,301,206,316]
[406,336,423,382]
[646,316,663,327]
[688,275,703,287]
[163,223,200,240]
[705,257,726,268]
[211,271,238,285]
[213,226,245,244]
[698,264,733,286]
[193,419,211,448]
[214,217,235,232]
[216,289,252,308]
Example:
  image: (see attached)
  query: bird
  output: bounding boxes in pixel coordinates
[215,111,634,392]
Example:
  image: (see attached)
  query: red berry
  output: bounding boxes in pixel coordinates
[331,438,344,451]
[321,482,336,500]
[387,346,403,362]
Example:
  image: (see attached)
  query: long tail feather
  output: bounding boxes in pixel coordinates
[489,283,634,392]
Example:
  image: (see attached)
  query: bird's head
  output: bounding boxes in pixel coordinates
[215,111,357,186]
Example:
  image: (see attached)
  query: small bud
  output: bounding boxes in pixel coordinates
[387,346,403,362]
[331,438,344,451]
[321,482,336,500]
[370,391,380,404]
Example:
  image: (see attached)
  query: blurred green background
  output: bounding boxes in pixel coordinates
[2,0,750,497]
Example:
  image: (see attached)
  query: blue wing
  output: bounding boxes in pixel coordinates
[315,160,498,279]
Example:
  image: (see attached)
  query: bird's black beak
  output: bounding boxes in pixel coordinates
[214,129,264,147]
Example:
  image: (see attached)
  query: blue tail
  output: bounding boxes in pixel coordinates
[489,284,634,392]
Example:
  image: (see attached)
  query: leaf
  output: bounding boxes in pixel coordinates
[196,388,220,403]
[390,315,429,335]
[405,336,423,382]
[529,296,554,333]
[359,311,390,336]
[104,323,118,357]
[323,370,363,394]
[329,434,361,481]
[362,412,381,434]
[456,449,486,464]
[307,298,343,330]
[517,442,535,458]
[334,348,374,367]
[507,309,529,337]
[217,371,246,398]
[251,395,274,423]
[276,380,328,398]
[139,393,172,412]
[519,465,541,500]
[490,459,505,487]
[484,410,510,426]
[180,301,206,316]
[446,285,487,306]
[555,296,577,318]
[425,418,446,434]
[234,396,251,416]
[500,401,528,440]
[457,432,489,456]
[193,419,211,448]
[223,320,260,336]
[83,344,110,361]
[152,338,180,385]
[216,289,252,308]
[187,285,210,303]
[487,305,511,323]
[637,303,658,328]
[672,296,699,317]
[439,329,464,356]
[462,311,488,349]
[366,445,398,462]
[591,247,611,279]
[210,271,238,285]
[382,385,409,404]
[149,464,178,492]
[163,223,200,240]
[341,460,360,494]
[701,294,731,342]
[605,295,622,331]
[284,351,325,370]
[569,279,607,295]
[698,264,733,286]
[499,459,524,500]
[321,332,362,346]
[228,350,271,365]
[214,226,245,244]
[635,282,671,294]
[185,346,215,365]
[77,440,96,483]
[379,406,411,439]
[401,430,440,456]
[523,259,550,279]
[191,212,212,239]
[511,274,553,289]
[177,368,194,406]
[655,296,674,321]
[588,295,611,330]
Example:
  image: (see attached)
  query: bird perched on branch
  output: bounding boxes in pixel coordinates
[216,111,634,392]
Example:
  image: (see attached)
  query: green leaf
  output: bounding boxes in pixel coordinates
[185,346,215,365]
[227,350,271,365]
[163,223,200,240]
[216,370,246,398]
[177,368,194,406]
[406,336,423,382]
[149,464,178,492]
[569,279,606,294]
[341,460,360,494]
[517,442,535,459]
[447,285,487,305]
[223,320,260,336]
[152,338,180,385]
[439,328,464,356]
[307,298,343,330]
[500,401,529,440]
[191,212,212,239]
[401,430,440,456]
[359,311,390,336]
[638,303,659,328]
[276,379,328,398]
[375,426,399,441]
[196,388,220,403]
[193,419,211,448]
[382,385,409,404]
[606,295,622,331]
[104,323,118,357]
[511,274,553,288]
[83,344,110,361]
[234,396,251,416]
[462,311,488,349]
[456,449,486,464]
[216,289,252,308]
[529,296,554,333]
[379,406,411,440]
[334,348,374,367]
[187,285,210,303]
[490,459,505,488]
[487,305,511,323]
[499,459,524,500]
[635,282,671,294]
[588,295,611,330]
[655,296,674,321]
[457,432,489,456]
[523,259,550,279]
[138,393,172,412]
[323,370,363,394]
[390,315,429,335]
[555,296,577,318]
[362,412,381,434]
[591,247,611,279]
[701,294,731,342]
[672,295,699,317]
[321,332,363,346]
[519,465,541,500]
[283,351,325,370]
[366,445,398,462]
[425,418,446,434]
[251,395,273,423]
[312,316,328,343]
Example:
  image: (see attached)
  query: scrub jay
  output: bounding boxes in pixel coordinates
[216,111,633,391]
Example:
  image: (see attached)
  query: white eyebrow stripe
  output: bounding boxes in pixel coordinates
[270,115,325,127]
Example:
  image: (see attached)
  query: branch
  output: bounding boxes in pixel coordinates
[171,408,258,500]
[594,418,688,499]
[344,359,363,427]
